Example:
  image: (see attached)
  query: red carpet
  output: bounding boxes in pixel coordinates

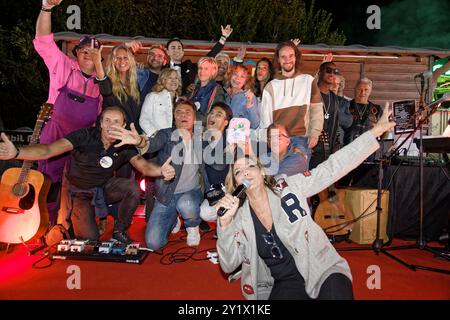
[1,208,449,300]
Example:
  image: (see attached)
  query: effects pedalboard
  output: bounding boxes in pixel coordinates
[51,239,151,264]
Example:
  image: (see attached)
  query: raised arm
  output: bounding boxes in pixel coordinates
[36,0,63,36]
[287,103,395,197]
[207,25,233,58]
[0,132,73,161]
[89,45,105,80]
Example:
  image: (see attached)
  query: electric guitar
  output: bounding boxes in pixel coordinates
[0,103,53,244]
[313,131,354,237]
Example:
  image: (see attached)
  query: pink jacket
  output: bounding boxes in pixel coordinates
[33,33,101,109]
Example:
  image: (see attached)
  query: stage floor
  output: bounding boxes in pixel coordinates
[0,207,449,300]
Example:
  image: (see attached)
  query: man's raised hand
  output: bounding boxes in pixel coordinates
[43,0,63,9]
[221,25,233,39]
[161,156,175,181]
[109,123,142,148]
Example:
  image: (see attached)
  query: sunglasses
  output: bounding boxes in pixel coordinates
[325,67,340,75]
[262,231,284,259]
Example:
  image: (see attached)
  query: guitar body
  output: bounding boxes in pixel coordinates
[314,188,353,236]
[0,166,51,244]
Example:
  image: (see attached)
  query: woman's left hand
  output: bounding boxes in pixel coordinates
[245,90,255,109]
[370,102,396,138]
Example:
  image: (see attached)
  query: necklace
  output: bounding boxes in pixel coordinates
[323,93,331,119]
[356,103,368,119]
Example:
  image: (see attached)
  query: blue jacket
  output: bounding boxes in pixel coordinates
[147,127,209,205]
[225,91,260,129]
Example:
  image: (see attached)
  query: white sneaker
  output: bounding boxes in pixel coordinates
[186,226,200,246]
[171,216,182,234]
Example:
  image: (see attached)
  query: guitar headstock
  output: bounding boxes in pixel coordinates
[37,103,53,122]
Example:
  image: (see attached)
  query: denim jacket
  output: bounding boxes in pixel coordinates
[147,127,209,205]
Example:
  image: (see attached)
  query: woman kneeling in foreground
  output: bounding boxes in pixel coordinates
[215,104,395,300]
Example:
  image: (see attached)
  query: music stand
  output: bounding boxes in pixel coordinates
[380,94,450,274]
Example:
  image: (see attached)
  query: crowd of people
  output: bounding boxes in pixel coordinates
[0,0,396,300]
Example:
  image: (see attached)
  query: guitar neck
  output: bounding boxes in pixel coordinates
[17,110,48,184]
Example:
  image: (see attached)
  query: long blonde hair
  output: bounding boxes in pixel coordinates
[106,45,140,105]
[152,68,182,97]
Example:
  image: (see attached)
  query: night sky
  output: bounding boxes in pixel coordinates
[313,0,450,48]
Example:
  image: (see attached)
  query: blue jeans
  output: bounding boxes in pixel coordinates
[290,136,311,169]
[145,188,202,250]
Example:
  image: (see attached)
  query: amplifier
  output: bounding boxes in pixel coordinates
[344,188,390,245]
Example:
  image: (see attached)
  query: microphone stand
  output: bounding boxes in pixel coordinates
[380,94,450,275]
[337,95,450,275]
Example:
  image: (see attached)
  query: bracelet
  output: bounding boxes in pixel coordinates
[14,148,20,159]
[95,75,107,82]
[137,136,145,148]
[220,36,227,41]
[41,7,52,12]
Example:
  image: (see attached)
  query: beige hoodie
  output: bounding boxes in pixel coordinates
[260,71,324,139]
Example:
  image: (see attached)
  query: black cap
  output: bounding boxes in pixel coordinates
[72,35,101,57]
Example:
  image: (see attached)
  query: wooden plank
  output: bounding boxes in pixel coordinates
[370,92,420,100]
[365,73,419,81]
[364,64,428,73]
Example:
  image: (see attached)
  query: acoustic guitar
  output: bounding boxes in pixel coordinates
[313,131,354,237]
[0,103,53,244]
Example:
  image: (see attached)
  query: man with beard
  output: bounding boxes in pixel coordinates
[259,41,324,168]
[138,44,170,99]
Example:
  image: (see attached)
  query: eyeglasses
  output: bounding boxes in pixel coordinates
[325,67,340,75]
[269,133,289,140]
[262,231,284,259]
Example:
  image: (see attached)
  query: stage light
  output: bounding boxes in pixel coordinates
[433,64,443,71]
[139,178,146,192]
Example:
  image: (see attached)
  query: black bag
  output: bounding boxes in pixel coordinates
[205,183,226,206]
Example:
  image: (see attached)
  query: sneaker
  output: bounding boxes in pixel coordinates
[186,226,200,247]
[171,216,182,234]
[97,218,107,236]
[112,231,133,244]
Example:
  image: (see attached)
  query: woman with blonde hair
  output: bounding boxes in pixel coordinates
[215,106,395,300]
[91,44,142,231]
[140,68,181,137]
[92,44,142,133]
[225,64,260,129]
